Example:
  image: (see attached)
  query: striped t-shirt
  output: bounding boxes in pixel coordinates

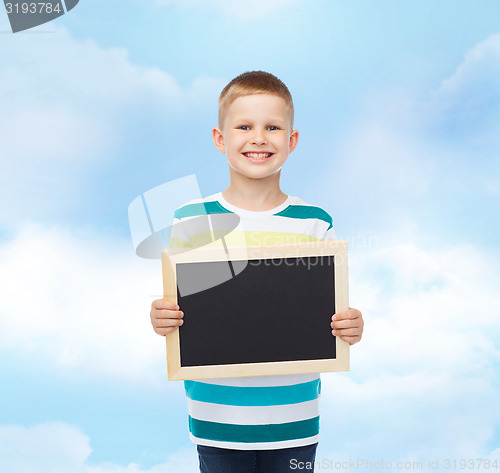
[169,191,336,450]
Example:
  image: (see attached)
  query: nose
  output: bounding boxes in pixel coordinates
[250,128,267,145]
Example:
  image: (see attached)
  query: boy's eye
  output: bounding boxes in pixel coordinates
[236,125,280,131]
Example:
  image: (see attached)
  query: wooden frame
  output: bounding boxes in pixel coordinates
[161,240,349,381]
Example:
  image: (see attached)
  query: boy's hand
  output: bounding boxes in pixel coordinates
[331,307,363,345]
[150,299,184,336]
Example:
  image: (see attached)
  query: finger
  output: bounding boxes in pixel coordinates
[153,309,184,319]
[332,308,361,321]
[331,312,352,321]
[152,299,179,311]
[331,327,361,337]
[152,317,184,328]
[331,319,362,330]
[338,335,361,345]
[155,326,180,336]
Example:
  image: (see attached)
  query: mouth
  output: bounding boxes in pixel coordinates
[242,152,274,162]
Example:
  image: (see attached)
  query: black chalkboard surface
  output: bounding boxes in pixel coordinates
[162,241,349,380]
[177,256,336,366]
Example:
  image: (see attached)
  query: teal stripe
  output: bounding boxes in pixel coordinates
[174,201,233,219]
[184,379,320,406]
[275,205,333,230]
[189,415,319,443]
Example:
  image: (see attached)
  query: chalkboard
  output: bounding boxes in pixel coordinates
[162,241,349,380]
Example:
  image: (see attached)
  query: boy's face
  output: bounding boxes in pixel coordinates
[212,94,298,181]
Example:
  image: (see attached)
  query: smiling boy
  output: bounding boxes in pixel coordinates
[212,92,297,204]
[150,71,364,472]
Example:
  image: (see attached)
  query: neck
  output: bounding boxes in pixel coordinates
[222,172,288,211]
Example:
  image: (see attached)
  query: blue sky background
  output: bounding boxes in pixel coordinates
[1,1,499,471]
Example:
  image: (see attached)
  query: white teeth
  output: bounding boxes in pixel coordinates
[245,153,272,159]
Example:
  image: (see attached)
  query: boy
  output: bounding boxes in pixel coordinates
[150,71,364,472]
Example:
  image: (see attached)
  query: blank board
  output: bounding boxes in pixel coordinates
[162,241,349,380]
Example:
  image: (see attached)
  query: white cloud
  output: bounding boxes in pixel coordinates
[318,237,500,461]
[431,33,500,145]
[0,26,223,227]
[305,34,500,462]
[0,222,175,383]
[0,422,199,473]
[438,33,500,103]
[0,422,90,473]
[1,220,498,462]
[333,111,435,200]
[146,0,301,20]
[489,447,500,464]
[323,33,500,234]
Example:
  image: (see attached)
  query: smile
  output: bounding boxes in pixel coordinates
[243,152,274,162]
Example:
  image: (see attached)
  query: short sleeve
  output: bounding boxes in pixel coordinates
[323,224,337,242]
[320,208,335,241]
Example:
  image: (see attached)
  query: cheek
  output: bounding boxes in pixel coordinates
[227,137,245,151]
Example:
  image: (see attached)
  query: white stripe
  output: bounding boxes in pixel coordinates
[187,398,319,425]
[193,373,320,387]
[190,433,320,450]
[182,216,328,236]
[236,221,327,234]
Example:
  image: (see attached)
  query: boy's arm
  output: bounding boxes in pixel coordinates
[151,212,191,336]
[322,220,364,345]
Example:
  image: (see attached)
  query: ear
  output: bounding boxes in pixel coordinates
[288,129,299,153]
[212,127,226,153]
